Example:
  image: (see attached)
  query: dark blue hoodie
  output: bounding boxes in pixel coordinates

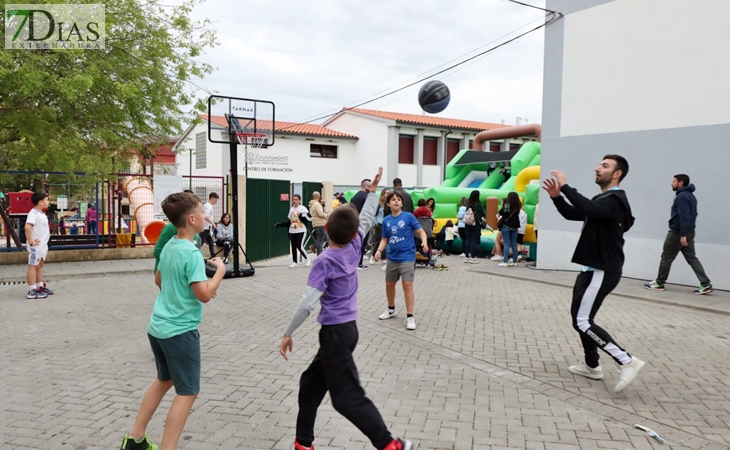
[669,184,697,236]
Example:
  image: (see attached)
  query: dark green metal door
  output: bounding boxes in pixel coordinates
[301,181,324,238]
[245,178,291,262]
[301,182,323,211]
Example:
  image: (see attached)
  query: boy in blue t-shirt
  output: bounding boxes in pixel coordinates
[120,192,226,450]
[280,168,413,450]
[374,192,428,331]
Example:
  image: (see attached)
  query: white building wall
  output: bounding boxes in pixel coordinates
[540,0,730,289]
[325,114,389,182]
[175,123,359,184]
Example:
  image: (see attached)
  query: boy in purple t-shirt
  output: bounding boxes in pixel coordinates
[280,168,413,450]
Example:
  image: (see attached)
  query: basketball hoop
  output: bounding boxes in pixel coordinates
[236,132,266,148]
[236,132,266,164]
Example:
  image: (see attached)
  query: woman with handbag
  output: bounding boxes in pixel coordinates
[464,190,485,264]
[498,192,522,267]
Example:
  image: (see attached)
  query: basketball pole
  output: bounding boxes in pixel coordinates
[223,131,255,277]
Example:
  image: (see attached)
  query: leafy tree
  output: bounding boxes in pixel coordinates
[0,0,217,178]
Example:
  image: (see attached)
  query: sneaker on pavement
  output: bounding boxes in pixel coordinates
[614,357,646,393]
[294,439,314,450]
[306,258,311,267]
[382,438,413,450]
[27,289,48,299]
[288,262,297,268]
[459,253,465,257]
[498,262,508,267]
[40,284,54,295]
[644,281,665,291]
[381,264,387,271]
[464,257,471,263]
[369,256,375,265]
[357,264,368,270]
[490,255,502,261]
[568,362,604,380]
[507,261,516,267]
[379,308,398,320]
[120,433,158,450]
[470,257,477,264]
[694,284,713,295]
[406,317,416,330]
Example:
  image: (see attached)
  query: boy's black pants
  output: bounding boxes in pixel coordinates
[297,321,392,449]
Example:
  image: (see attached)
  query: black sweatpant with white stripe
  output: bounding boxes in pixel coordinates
[289,231,309,264]
[571,270,633,368]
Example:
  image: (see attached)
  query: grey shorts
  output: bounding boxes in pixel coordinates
[385,260,415,283]
[148,330,201,395]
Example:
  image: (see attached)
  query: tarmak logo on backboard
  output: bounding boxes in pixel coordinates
[5,4,105,50]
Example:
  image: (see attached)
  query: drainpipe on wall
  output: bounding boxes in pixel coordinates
[442,129,452,182]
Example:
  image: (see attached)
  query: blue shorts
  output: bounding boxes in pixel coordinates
[148,330,201,395]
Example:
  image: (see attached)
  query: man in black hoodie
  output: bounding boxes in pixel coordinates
[543,154,645,394]
[645,175,712,294]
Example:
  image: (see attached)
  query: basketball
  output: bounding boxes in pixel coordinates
[418,80,451,114]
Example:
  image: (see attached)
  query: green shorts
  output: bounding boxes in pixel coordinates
[148,330,201,395]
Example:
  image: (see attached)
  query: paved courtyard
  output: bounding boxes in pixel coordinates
[1,255,729,449]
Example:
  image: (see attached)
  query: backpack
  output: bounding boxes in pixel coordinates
[464,207,476,226]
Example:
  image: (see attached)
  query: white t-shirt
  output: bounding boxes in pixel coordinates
[288,205,309,234]
[26,208,50,247]
[518,210,528,234]
[203,202,214,230]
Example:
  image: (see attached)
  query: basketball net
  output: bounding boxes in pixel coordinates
[236,132,266,164]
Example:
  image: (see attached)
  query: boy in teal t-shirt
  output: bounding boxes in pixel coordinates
[152,190,198,274]
[120,192,225,450]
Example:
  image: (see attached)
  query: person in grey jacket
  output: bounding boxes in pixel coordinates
[645,174,712,294]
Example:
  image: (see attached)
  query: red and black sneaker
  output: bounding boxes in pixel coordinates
[382,438,413,450]
[294,438,314,450]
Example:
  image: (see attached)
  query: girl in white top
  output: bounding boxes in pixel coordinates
[287,194,311,268]
[215,213,234,263]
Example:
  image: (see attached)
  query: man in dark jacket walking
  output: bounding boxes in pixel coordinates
[644,175,712,294]
[543,154,645,394]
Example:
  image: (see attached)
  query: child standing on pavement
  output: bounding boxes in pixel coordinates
[374,192,429,331]
[25,192,53,299]
[279,168,413,450]
[120,192,226,450]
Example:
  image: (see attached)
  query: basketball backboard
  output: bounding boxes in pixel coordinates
[206,95,275,146]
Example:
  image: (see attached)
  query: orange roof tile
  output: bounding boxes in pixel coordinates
[202,115,358,139]
[342,108,511,132]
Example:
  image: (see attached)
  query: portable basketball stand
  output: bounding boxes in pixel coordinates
[205,95,275,279]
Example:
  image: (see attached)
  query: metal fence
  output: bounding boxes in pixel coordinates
[0,171,225,252]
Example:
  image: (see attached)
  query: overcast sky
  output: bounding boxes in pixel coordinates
[189,0,547,126]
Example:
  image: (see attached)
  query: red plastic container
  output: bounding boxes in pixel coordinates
[7,192,33,214]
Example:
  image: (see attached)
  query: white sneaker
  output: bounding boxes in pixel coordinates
[288,262,297,268]
[498,262,508,267]
[490,255,502,261]
[406,316,416,330]
[614,357,646,393]
[568,362,604,380]
[369,256,375,265]
[381,264,387,271]
[459,253,465,258]
[464,257,471,263]
[470,257,477,264]
[379,308,398,320]
[306,258,311,267]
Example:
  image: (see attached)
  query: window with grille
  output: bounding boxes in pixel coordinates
[195,187,207,204]
[310,144,338,158]
[195,132,207,169]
